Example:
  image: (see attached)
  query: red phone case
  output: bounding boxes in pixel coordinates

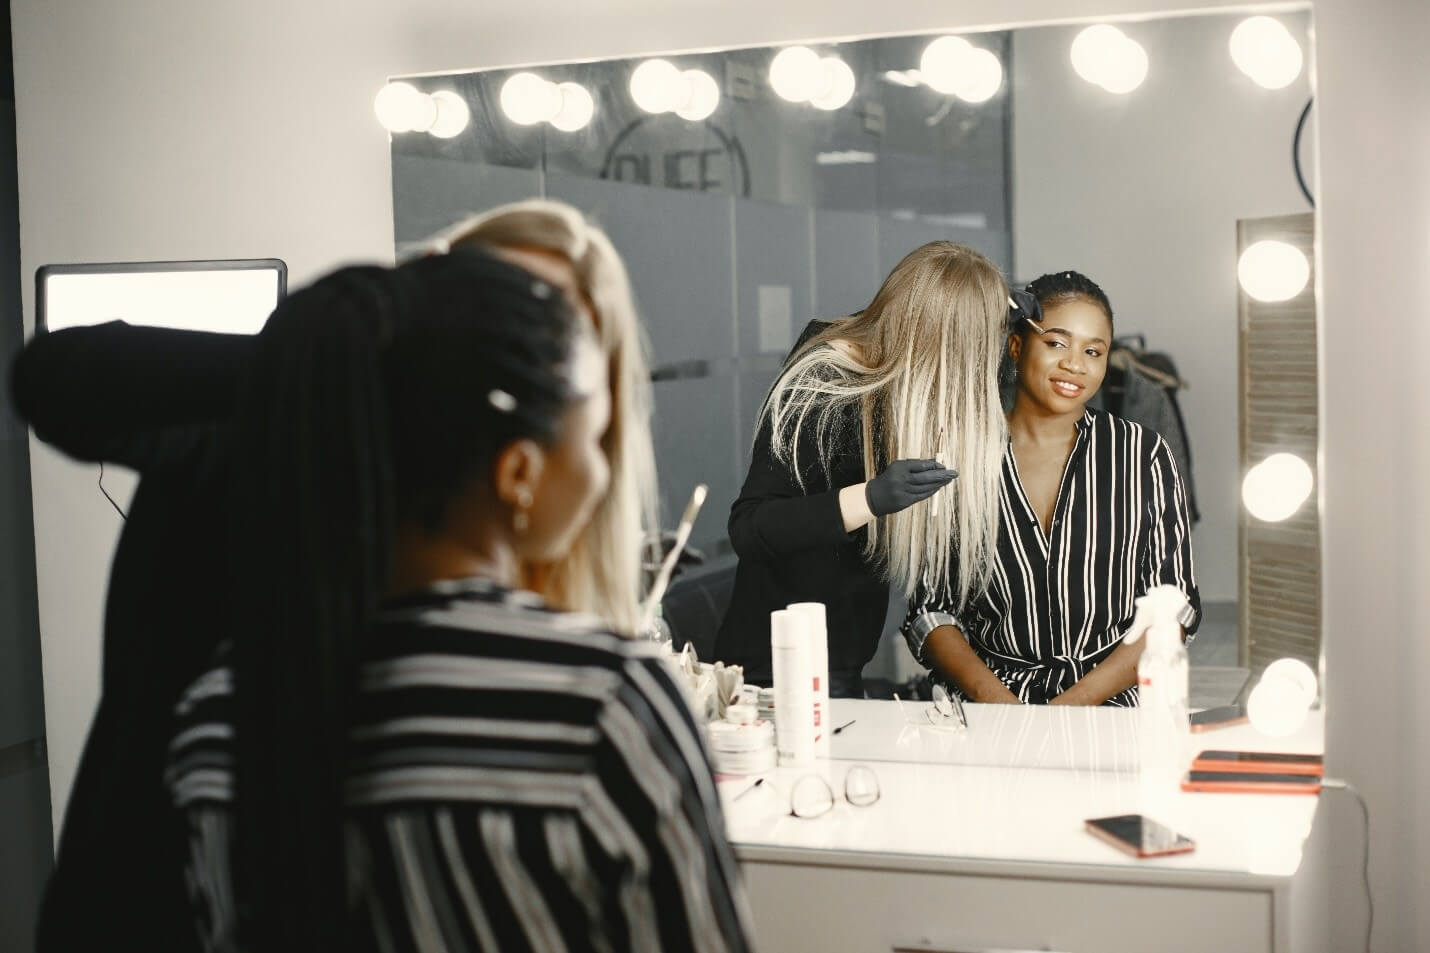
[1084,819,1197,858]
[1191,751,1324,777]
[1181,771,1322,795]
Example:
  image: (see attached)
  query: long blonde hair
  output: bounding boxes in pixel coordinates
[765,241,1007,602]
[440,200,658,635]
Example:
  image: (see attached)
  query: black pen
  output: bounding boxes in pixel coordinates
[733,778,764,801]
[832,719,857,735]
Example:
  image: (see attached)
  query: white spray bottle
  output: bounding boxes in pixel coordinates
[1122,586,1191,819]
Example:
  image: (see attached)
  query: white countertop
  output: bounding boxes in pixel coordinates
[720,699,1324,882]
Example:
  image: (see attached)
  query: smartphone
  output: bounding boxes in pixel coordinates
[1181,770,1322,794]
[1189,704,1248,732]
[1084,814,1196,858]
[1192,750,1324,776]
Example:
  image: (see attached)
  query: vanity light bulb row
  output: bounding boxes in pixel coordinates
[500,73,596,131]
[629,60,720,121]
[374,82,470,138]
[769,47,857,110]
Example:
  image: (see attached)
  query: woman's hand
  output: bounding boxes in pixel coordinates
[865,459,958,517]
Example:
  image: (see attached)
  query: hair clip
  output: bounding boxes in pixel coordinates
[487,389,517,413]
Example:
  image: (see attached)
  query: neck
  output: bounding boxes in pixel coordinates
[386,522,517,597]
[1007,392,1085,447]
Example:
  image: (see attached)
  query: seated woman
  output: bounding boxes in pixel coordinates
[904,270,1200,706]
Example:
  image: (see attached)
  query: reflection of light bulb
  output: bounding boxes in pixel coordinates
[1242,452,1314,522]
[375,82,437,133]
[1230,16,1304,90]
[809,56,856,110]
[1070,24,1148,94]
[500,72,562,125]
[954,47,1004,102]
[630,58,685,113]
[1247,657,1318,737]
[1238,239,1311,302]
[769,46,824,102]
[676,69,720,120]
[549,82,595,132]
[1098,34,1148,94]
[426,90,470,139]
[919,36,973,95]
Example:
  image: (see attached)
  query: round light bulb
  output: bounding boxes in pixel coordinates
[630,58,685,113]
[1097,33,1149,94]
[675,69,721,121]
[809,56,856,111]
[374,81,437,133]
[1247,657,1318,737]
[1070,25,1126,87]
[426,90,470,139]
[1238,239,1310,302]
[1230,16,1304,90]
[1241,452,1314,522]
[919,35,974,96]
[952,47,1004,103]
[769,45,824,103]
[549,82,595,132]
[500,72,562,126]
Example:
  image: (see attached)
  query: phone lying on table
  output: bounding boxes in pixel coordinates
[1181,770,1322,794]
[1189,704,1248,732]
[1191,749,1324,776]
[1084,814,1196,858]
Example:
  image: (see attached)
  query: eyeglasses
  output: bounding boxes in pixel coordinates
[894,682,968,730]
[787,765,881,819]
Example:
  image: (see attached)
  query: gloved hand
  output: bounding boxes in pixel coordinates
[865,459,958,517]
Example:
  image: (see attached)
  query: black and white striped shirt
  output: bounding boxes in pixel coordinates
[904,410,1200,706]
[166,580,754,953]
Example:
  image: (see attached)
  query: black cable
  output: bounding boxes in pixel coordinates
[1322,778,1372,953]
[1293,96,1315,208]
[98,462,127,521]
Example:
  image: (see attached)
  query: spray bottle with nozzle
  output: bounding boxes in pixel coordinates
[1123,585,1192,818]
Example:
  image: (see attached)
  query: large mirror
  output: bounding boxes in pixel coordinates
[388,9,1317,722]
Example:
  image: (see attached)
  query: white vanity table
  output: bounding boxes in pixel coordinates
[720,700,1325,953]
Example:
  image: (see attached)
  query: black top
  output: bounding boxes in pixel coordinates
[903,409,1201,706]
[167,580,754,953]
[714,320,889,691]
[11,322,254,952]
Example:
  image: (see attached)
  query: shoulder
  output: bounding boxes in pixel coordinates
[1085,408,1168,460]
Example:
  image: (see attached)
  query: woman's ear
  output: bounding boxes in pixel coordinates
[1008,332,1024,364]
[493,439,547,512]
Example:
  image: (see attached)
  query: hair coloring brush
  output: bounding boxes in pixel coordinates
[639,484,708,635]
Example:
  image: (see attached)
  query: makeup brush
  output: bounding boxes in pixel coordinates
[638,483,708,635]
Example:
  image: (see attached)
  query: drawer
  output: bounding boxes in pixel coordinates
[741,860,1271,953]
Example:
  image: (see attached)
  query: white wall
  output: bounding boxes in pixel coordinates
[12,0,1429,950]
[1011,12,1313,603]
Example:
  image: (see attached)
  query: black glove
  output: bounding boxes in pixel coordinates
[865,459,958,517]
[1008,288,1042,328]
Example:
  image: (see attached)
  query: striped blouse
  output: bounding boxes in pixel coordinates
[903,409,1200,707]
[165,579,754,953]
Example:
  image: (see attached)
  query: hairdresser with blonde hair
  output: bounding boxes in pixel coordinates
[715,241,1016,697]
[437,199,659,634]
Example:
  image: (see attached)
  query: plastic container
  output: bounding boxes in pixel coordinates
[787,602,831,758]
[1124,586,1192,818]
[770,608,815,766]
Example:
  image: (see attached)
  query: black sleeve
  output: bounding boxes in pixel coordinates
[727,405,855,561]
[10,321,255,472]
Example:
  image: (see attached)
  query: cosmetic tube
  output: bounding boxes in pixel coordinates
[770,609,815,766]
[787,602,831,758]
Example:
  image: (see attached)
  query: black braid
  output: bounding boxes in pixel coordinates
[229,250,577,953]
[1024,270,1114,330]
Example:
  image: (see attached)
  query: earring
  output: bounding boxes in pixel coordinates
[513,486,533,533]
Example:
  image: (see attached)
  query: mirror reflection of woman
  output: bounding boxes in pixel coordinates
[905,271,1200,706]
[716,242,1011,698]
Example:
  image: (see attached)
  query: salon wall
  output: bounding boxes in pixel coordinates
[10,1,1427,950]
[1010,12,1313,603]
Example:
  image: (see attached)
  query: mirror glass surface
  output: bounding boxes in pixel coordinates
[389,9,1318,739]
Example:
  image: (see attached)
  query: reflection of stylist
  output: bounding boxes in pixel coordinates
[905,271,1200,706]
[716,242,1011,697]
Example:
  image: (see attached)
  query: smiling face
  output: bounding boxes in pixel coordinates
[1008,297,1113,414]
